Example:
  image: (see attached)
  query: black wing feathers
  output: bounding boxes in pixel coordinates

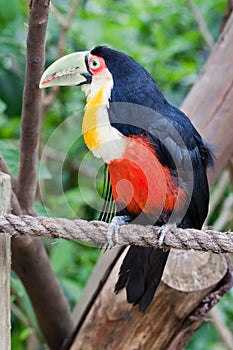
[109,101,214,229]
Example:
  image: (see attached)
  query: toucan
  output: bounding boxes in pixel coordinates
[40,46,214,312]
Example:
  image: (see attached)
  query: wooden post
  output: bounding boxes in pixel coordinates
[0,172,11,350]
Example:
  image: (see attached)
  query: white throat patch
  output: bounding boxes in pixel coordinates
[81,69,126,163]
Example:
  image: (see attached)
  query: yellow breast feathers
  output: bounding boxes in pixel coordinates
[82,88,104,151]
[82,85,126,163]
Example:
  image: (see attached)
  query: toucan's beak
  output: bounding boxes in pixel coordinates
[39,51,91,89]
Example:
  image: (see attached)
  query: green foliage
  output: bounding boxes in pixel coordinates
[48,239,100,307]
[0,139,19,177]
[187,289,233,349]
[0,0,26,116]
[11,272,43,349]
[0,0,231,348]
[187,323,227,350]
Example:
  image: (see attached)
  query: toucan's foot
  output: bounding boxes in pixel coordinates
[158,223,176,248]
[104,215,131,250]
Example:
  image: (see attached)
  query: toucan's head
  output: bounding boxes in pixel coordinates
[40,47,111,90]
[40,46,159,105]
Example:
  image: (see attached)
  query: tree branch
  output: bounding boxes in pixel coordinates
[181,12,233,185]
[1,214,233,254]
[52,0,80,58]
[17,0,50,214]
[220,0,233,33]
[228,157,233,186]
[1,156,75,349]
[206,170,230,221]
[210,306,233,350]
[214,193,233,231]
[42,0,80,116]
[187,0,215,50]
[9,2,75,350]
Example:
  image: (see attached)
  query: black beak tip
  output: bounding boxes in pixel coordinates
[80,73,92,85]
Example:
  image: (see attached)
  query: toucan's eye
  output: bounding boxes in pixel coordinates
[90,59,101,70]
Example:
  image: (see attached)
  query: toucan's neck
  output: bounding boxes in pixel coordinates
[81,74,126,163]
[82,68,113,102]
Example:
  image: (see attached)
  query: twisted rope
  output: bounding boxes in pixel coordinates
[0,214,232,253]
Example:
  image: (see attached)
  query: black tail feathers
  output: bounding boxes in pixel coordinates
[114,246,169,312]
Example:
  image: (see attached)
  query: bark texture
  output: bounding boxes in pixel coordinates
[11,2,75,349]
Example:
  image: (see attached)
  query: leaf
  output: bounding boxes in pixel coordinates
[49,239,77,273]
[0,139,19,176]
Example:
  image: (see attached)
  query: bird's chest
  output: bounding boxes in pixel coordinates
[108,137,186,217]
[82,88,126,163]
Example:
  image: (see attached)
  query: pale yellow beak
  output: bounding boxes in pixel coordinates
[39,51,91,88]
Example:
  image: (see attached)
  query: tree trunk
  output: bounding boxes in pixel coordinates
[69,254,232,350]
[182,12,233,186]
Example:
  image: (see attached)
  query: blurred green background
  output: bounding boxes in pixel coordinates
[0,0,232,349]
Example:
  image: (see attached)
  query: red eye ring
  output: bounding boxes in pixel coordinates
[88,55,107,74]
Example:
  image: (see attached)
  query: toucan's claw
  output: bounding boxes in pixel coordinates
[104,215,131,251]
[158,223,176,249]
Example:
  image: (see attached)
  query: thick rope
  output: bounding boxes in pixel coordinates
[0,214,232,253]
